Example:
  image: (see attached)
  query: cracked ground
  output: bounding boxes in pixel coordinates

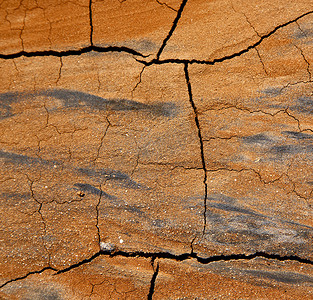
[1,0,313,299]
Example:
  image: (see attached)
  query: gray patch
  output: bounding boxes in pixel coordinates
[205,193,313,248]
[242,134,273,145]
[261,87,282,97]
[293,96,313,114]
[293,26,313,41]
[270,144,313,155]
[1,192,30,200]
[0,150,60,167]
[73,183,116,200]
[134,39,158,52]
[244,269,313,285]
[78,167,145,190]
[0,89,178,119]
[282,131,313,140]
[209,202,259,217]
[22,288,62,300]
[41,89,177,117]
[152,219,166,228]
[123,205,145,216]
[0,92,19,119]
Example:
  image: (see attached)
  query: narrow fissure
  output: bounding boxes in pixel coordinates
[0,45,148,59]
[0,267,57,289]
[184,63,208,236]
[95,185,102,245]
[147,259,159,300]
[89,0,94,46]
[156,0,188,59]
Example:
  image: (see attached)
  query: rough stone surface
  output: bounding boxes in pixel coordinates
[1,0,313,299]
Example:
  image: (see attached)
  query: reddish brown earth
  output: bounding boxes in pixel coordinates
[1,0,313,299]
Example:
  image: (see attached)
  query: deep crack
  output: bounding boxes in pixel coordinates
[156,0,188,59]
[95,184,102,245]
[2,249,313,290]
[0,45,148,59]
[0,267,57,289]
[148,259,159,300]
[89,0,93,46]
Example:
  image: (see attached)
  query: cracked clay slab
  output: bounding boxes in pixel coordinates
[0,53,204,284]
[1,0,313,299]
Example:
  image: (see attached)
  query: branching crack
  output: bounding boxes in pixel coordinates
[1,9,312,70]
[54,249,313,275]
[140,10,313,66]
[2,5,313,296]
[2,249,313,290]
[184,63,207,236]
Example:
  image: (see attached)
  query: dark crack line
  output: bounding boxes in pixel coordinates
[89,0,94,46]
[55,252,101,274]
[56,57,63,85]
[0,45,148,59]
[148,259,159,300]
[155,0,188,59]
[27,177,52,266]
[1,9,312,66]
[3,250,313,289]
[131,65,146,96]
[92,118,111,162]
[54,250,313,276]
[142,9,313,66]
[296,20,307,37]
[0,267,57,289]
[295,44,312,81]
[255,48,268,76]
[184,63,207,236]
[95,184,102,245]
[155,0,177,12]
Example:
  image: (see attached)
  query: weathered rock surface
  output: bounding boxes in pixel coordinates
[1,0,313,299]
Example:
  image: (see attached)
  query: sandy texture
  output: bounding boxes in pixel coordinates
[1,0,313,299]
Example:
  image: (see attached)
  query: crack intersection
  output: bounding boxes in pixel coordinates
[1,4,313,297]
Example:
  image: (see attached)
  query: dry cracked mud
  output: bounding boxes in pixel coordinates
[1,0,313,299]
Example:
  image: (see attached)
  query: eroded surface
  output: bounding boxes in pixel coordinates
[1,0,313,299]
